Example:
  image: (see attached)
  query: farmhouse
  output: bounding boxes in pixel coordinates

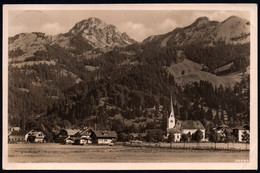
[167,97,205,141]
[90,130,117,145]
[26,130,46,143]
[55,128,79,143]
[8,130,29,143]
[74,129,93,144]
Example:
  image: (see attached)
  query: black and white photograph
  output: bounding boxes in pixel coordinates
[2,4,257,170]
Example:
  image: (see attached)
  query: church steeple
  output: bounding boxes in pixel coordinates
[167,96,175,128]
[170,96,174,117]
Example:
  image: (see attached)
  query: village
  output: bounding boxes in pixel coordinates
[8,97,250,149]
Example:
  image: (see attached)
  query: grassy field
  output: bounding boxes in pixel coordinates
[127,142,250,150]
[8,143,249,163]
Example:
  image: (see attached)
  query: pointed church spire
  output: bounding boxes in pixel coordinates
[170,95,174,115]
[168,95,175,128]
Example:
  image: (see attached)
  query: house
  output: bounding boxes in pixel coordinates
[26,130,46,143]
[90,130,117,145]
[55,129,79,143]
[73,129,93,144]
[8,130,29,143]
[233,124,250,142]
[166,97,206,141]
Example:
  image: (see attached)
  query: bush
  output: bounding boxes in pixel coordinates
[192,129,203,142]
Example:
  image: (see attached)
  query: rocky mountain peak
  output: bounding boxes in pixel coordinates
[69,17,106,35]
[194,16,210,24]
[187,16,211,29]
[86,17,103,24]
[68,17,136,49]
[223,15,243,22]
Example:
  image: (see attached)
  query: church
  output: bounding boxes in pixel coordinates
[166,97,205,142]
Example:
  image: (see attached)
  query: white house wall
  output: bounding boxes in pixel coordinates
[97,138,113,144]
[238,130,250,142]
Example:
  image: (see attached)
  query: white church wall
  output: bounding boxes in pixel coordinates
[174,133,181,142]
[168,116,175,129]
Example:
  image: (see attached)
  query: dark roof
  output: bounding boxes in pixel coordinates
[74,129,92,137]
[175,120,205,130]
[9,130,29,136]
[167,128,181,134]
[92,130,117,138]
[62,129,79,136]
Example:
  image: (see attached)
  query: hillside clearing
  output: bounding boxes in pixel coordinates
[10,60,56,68]
[167,59,246,87]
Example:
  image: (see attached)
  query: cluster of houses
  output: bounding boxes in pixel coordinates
[8,127,46,143]
[8,98,249,145]
[8,127,117,145]
[166,97,250,143]
[55,128,117,145]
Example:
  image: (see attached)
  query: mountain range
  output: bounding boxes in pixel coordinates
[8,16,250,138]
[144,16,249,46]
[9,16,249,62]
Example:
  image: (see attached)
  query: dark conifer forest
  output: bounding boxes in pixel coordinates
[8,16,250,141]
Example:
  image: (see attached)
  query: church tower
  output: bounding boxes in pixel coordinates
[167,96,175,129]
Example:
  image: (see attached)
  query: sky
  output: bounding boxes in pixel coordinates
[8,9,250,42]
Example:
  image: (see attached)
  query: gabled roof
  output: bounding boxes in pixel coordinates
[74,129,92,137]
[9,130,29,136]
[92,130,117,138]
[167,128,181,134]
[64,129,79,136]
[175,120,205,130]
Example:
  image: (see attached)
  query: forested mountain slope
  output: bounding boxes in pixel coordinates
[8,16,250,141]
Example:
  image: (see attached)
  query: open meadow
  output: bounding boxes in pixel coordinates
[8,143,249,163]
